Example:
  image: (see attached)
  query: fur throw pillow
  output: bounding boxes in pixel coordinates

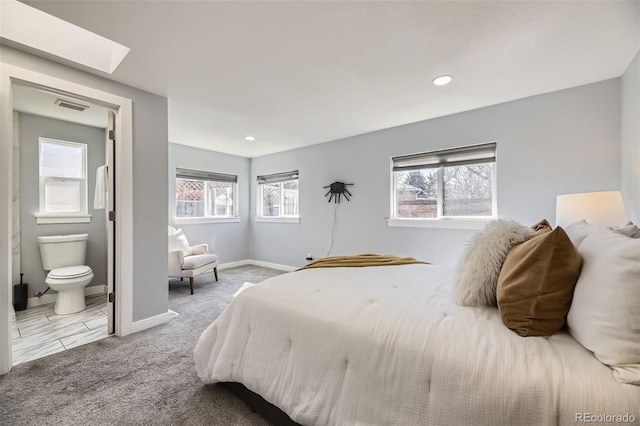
[455,219,534,306]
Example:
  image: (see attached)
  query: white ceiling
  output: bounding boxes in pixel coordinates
[20,1,640,158]
[12,84,108,128]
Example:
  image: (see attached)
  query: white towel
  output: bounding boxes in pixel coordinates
[93,165,108,209]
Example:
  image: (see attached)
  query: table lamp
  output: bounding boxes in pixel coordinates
[555,190,627,228]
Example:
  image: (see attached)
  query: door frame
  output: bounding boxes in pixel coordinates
[0,64,134,374]
[106,110,116,335]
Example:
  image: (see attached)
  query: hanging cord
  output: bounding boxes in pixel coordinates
[326,202,339,257]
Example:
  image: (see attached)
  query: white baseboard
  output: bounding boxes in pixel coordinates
[218,259,296,272]
[130,310,175,334]
[217,259,252,270]
[26,284,107,308]
[247,259,297,272]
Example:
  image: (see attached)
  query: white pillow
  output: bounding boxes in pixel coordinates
[564,220,599,247]
[564,220,640,248]
[168,228,191,257]
[567,228,640,385]
[612,222,640,238]
[455,219,534,307]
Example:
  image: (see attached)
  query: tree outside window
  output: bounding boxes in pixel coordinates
[392,143,496,220]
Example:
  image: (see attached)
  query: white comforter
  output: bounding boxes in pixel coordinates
[195,264,640,426]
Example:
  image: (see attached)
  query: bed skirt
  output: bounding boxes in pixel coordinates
[221,382,301,426]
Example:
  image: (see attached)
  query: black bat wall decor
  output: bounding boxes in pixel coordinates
[324,181,354,203]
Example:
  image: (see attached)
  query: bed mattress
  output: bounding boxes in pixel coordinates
[195,264,640,425]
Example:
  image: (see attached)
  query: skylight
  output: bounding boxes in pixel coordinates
[0,0,130,74]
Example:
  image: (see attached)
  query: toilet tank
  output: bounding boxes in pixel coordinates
[38,234,88,270]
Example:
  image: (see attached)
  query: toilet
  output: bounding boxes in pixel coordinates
[37,233,94,315]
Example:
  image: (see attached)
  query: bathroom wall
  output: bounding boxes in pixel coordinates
[18,113,107,296]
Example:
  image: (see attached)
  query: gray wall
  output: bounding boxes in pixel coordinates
[621,50,640,224]
[2,46,169,323]
[250,79,622,267]
[168,143,251,262]
[19,113,107,295]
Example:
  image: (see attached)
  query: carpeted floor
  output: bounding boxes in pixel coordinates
[0,265,286,426]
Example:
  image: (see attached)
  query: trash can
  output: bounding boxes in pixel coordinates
[13,273,28,311]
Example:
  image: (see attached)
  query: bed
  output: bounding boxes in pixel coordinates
[194,225,640,425]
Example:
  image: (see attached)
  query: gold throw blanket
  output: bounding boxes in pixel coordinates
[297,253,429,271]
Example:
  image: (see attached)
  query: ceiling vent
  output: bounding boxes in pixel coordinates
[55,99,89,112]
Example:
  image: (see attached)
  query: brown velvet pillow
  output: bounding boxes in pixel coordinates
[531,219,552,232]
[496,226,582,337]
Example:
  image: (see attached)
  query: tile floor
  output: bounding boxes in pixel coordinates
[11,294,111,366]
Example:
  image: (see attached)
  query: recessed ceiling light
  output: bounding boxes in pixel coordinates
[245,136,256,141]
[432,75,453,86]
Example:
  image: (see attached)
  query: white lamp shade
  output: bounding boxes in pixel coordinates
[556,191,627,228]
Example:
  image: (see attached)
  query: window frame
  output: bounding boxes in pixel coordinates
[36,137,90,224]
[174,168,239,225]
[256,170,300,223]
[388,143,497,229]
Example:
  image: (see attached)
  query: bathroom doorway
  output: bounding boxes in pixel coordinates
[10,83,113,365]
[1,64,135,374]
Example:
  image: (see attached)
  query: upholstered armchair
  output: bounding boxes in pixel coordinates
[168,228,218,294]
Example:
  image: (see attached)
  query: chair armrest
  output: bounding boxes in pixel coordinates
[190,244,209,255]
[168,250,184,276]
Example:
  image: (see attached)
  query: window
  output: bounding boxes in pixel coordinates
[256,170,299,222]
[391,143,496,226]
[38,138,88,221]
[176,168,238,221]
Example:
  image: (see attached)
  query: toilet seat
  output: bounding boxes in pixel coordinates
[48,265,93,280]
